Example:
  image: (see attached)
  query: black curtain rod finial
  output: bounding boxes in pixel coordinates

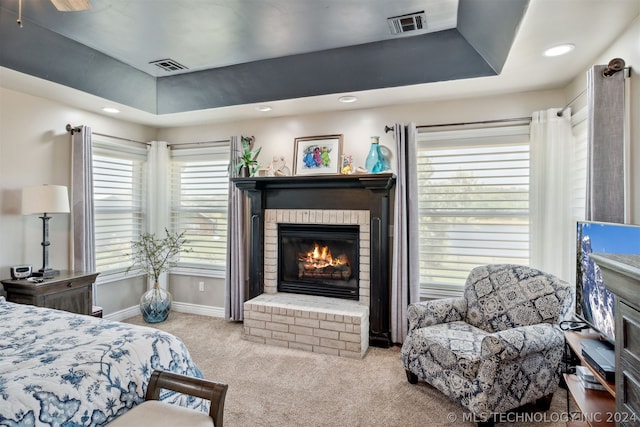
[66,124,82,135]
[603,58,626,77]
[384,125,393,134]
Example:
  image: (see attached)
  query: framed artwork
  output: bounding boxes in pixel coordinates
[293,134,343,176]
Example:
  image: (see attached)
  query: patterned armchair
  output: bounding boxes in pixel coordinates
[400,264,574,424]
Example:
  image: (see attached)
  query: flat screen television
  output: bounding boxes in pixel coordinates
[575,221,640,344]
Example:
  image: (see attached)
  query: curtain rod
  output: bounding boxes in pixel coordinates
[384,116,531,133]
[65,124,150,146]
[93,132,149,146]
[167,139,229,148]
[556,90,586,118]
[66,125,229,148]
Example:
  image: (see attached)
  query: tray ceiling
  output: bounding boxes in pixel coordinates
[0,0,527,114]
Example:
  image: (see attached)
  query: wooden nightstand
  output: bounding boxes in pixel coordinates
[1,271,99,315]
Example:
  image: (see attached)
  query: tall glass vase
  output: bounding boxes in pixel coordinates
[365,136,385,174]
[140,282,172,323]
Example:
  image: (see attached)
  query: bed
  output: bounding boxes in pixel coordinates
[0,296,206,426]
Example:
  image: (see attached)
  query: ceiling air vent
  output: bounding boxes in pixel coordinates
[387,11,426,35]
[149,59,188,72]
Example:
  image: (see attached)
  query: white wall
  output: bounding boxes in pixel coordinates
[0,87,156,314]
[158,89,564,175]
[156,89,567,315]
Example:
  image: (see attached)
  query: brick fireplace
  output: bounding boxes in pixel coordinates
[233,174,395,352]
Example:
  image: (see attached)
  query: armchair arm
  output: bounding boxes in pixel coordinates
[407,297,467,332]
[146,370,228,427]
[481,323,564,361]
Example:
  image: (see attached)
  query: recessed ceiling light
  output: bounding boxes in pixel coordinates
[256,105,272,112]
[338,95,358,103]
[102,107,120,113]
[543,43,575,57]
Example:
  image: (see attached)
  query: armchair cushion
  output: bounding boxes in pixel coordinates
[410,320,488,382]
[481,323,565,361]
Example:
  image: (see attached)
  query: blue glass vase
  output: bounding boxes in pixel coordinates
[365,136,385,173]
[140,283,172,323]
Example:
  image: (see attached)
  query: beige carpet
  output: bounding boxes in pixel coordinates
[125,312,572,427]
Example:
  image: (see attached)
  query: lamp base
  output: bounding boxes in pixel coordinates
[32,268,60,279]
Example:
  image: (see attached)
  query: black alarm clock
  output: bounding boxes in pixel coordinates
[10,265,32,279]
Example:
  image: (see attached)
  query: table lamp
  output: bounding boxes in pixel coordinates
[22,185,70,278]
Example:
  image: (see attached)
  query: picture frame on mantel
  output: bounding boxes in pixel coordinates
[293,134,343,176]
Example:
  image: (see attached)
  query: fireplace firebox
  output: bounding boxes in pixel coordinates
[278,224,359,300]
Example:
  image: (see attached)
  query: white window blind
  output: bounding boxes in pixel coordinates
[92,140,148,276]
[170,143,230,271]
[416,124,531,296]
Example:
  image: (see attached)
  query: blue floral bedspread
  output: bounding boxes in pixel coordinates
[0,297,206,426]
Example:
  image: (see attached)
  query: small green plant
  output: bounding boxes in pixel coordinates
[233,135,261,177]
[127,229,190,283]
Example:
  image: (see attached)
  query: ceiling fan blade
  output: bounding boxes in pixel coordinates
[50,0,91,12]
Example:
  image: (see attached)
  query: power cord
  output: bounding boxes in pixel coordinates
[559,320,589,331]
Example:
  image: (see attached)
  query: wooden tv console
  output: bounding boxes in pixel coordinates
[564,330,616,427]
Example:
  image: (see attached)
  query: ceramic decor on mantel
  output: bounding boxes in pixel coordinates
[365,136,385,173]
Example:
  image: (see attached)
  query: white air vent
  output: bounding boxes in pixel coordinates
[387,11,426,34]
[149,59,188,72]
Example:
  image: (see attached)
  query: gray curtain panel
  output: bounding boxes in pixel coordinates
[391,123,420,344]
[586,64,627,223]
[71,126,97,301]
[225,135,247,321]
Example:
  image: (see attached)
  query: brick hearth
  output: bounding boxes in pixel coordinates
[243,293,369,358]
[243,207,371,357]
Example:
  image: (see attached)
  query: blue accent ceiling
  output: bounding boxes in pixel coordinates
[0,0,529,115]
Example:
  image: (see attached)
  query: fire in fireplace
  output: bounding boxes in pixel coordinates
[278,224,359,300]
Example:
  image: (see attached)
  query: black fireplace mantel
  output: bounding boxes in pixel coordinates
[233,173,396,347]
[233,173,395,208]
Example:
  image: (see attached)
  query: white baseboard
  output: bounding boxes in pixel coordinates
[104,306,140,322]
[172,302,225,318]
[104,302,225,321]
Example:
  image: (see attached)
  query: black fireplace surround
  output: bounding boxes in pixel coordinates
[233,173,396,347]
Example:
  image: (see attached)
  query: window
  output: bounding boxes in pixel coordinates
[416,124,531,297]
[92,140,148,276]
[170,143,230,272]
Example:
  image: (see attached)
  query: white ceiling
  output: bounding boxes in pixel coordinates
[1,0,640,127]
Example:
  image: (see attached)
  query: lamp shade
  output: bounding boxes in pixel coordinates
[22,185,70,215]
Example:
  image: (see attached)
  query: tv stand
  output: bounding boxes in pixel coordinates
[564,330,615,427]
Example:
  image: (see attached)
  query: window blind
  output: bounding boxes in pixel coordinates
[169,143,230,270]
[92,141,148,275]
[416,124,531,296]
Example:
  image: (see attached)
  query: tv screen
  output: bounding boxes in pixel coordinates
[575,221,640,344]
